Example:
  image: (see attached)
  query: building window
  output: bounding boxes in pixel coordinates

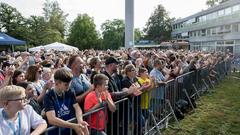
[201,29,206,36]
[225,7,232,15]
[216,41,224,45]
[206,29,211,36]
[193,31,196,37]
[189,32,192,37]
[197,31,201,37]
[218,10,224,16]
[217,26,224,35]
[232,23,239,32]
[224,25,231,33]
[212,28,217,35]
[225,41,234,45]
[232,5,240,12]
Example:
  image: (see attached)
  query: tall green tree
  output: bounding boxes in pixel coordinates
[26,16,48,46]
[144,4,173,44]
[101,19,124,50]
[68,14,99,50]
[42,0,68,43]
[0,2,28,41]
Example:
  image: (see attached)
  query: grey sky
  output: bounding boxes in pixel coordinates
[0,0,207,31]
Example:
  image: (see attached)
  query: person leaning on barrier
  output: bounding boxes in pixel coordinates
[150,59,170,85]
[84,74,116,135]
[0,85,47,135]
[103,57,139,101]
[68,55,93,108]
[137,67,154,120]
[43,68,89,135]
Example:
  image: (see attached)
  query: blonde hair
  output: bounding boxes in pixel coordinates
[0,85,25,101]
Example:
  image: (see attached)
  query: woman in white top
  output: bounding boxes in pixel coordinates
[0,85,47,135]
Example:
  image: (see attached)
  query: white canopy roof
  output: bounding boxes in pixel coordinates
[29,45,44,52]
[43,42,79,51]
[29,42,79,52]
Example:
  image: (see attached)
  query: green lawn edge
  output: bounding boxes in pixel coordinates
[163,75,240,135]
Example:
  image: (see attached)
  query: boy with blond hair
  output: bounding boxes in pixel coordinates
[0,85,47,135]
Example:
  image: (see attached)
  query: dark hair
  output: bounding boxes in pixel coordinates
[54,68,73,83]
[2,61,11,70]
[124,64,135,74]
[153,59,163,67]
[25,65,41,82]
[89,57,100,69]
[68,55,79,68]
[93,74,109,87]
[16,81,31,89]
[12,70,24,85]
[138,67,147,74]
[55,58,62,68]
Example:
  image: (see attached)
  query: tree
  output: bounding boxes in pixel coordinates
[101,19,125,50]
[0,2,28,41]
[144,4,173,44]
[134,28,144,42]
[68,14,99,50]
[206,0,230,7]
[43,0,68,43]
[26,16,48,46]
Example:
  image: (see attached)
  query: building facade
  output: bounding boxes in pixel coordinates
[171,0,240,55]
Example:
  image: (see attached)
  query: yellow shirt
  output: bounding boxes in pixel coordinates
[138,77,151,109]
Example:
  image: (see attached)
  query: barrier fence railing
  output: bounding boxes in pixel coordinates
[43,60,232,135]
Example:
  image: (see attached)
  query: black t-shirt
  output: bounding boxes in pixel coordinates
[44,89,77,134]
[44,89,77,121]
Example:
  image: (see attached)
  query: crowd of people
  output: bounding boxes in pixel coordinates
[0,48,233,135]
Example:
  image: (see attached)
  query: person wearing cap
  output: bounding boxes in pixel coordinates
[103,56,140,135]
[103,56,139,100]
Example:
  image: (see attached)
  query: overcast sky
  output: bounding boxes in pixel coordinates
[1,0,207,31]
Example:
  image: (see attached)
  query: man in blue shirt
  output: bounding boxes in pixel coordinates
[150,59,170,113]
[69,55,93,107]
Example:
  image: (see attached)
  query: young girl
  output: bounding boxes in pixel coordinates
[0,85,47,135]
[84,74,116,135]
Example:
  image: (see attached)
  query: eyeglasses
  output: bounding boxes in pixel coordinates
[8,96,29,103]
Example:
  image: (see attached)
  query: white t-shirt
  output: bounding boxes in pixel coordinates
[0,105,46,135]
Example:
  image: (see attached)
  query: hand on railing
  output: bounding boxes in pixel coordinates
[73,121,89,135]
[128,84,142,96]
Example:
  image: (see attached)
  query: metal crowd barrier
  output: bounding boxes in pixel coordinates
[43,60,232,135]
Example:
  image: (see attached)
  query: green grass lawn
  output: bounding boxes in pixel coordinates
[163,75,240,135]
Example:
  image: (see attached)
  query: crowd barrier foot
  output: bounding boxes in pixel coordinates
[192,84,202,104]
[183,89,195,112]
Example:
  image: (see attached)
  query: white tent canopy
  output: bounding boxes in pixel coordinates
[29,45,44,52]
[29,42,79,52]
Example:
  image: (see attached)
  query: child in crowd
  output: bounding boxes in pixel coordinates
[84,74,116,135]
[137,67,154,120]
[44,68,89,135]
[0,85,47,135]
